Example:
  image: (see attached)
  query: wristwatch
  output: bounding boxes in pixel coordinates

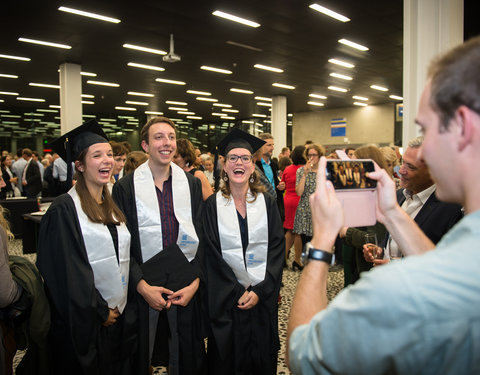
[302,242,335,266]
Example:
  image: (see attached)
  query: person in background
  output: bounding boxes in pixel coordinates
[36,120,138,374]
[174,138,213,200]
[281,146,306,270]
[11,149,26,196]
[123,151,148,175]
[110,141,128,183]
[278,146,291,160]
[21,148,42,199]
[380,146,400,188]
[1,156,19,199]
[204,128,284,375]
[345,147,356,159]
[202,155,215,187]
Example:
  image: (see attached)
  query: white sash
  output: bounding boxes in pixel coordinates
[216,190,268,288]
[133,161,199,263]
[69,187,130,313]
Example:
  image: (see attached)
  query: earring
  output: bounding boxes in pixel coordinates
[249,174,254,183]
[223,175,228,181]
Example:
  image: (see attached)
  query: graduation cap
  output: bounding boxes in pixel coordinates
[48,119,109,188]
[213,128,265,191]
[216,128,265,156]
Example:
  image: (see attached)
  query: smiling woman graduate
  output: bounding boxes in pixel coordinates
[36,120,137,375]
[204,128,285,375]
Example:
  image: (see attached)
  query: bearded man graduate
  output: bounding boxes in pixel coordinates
[112,116,207,375]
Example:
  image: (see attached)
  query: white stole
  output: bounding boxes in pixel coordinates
[216,190,268,288]
[133,161,199,263]
[68,186,130,313]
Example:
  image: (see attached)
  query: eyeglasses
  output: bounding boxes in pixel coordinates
[226,154,252,163]
[307,153,319,157]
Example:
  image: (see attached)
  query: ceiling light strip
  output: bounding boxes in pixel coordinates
[212,10,260,28]
[18,37,71,49]
[58,6,120,23]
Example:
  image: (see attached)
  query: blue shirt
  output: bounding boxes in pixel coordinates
[261,158,275,191]
[289,210,480,374]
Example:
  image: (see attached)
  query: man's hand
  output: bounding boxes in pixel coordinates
[309,157,344,250]
[136,279,173,311]
[169,278,200,307]
[363,244,383,263]
[277,181,286,191]
[237,290,259,310]
[103,307,120,327]
[366,166,398,224]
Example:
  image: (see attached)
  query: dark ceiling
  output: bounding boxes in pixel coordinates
[0,0,476,145]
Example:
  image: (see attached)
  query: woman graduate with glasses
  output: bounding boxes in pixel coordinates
[36,120,137,375]
[204,129,284,375]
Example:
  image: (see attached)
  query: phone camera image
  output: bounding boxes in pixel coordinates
[326,160,376,190]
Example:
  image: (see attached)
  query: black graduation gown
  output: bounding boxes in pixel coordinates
[36,194,138,375]
[112,170,207,375]
[204,192,284,375]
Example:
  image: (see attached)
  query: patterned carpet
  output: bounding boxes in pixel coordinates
[9,240,344,374]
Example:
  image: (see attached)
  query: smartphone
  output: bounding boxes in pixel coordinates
[326,159,377,227]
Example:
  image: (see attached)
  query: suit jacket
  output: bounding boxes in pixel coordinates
[256,158,284,220]
[383,188,463,247]
[24,160,42,197]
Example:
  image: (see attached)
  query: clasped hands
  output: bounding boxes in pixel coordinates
[137,278,200,311]
[237,290,259,310]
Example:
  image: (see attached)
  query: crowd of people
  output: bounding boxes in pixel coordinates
[1,36,480,374]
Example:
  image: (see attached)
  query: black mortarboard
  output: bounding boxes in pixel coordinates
[48,119,109,188]
[216,128,265,157]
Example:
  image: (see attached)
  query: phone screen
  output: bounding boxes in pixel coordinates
[326,159,376,190]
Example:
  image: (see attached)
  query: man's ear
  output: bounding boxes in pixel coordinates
[141,140,149,153]
[456,105,475,152]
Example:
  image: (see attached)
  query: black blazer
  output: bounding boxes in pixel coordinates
[382,188,463,247]
[24,160,43,197]
[256,158,284,219]
[0,167,14,199]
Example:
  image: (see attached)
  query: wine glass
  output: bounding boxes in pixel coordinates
[364,233,378,259]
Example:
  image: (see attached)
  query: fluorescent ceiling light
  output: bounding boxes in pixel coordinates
[222,116,235,120]
[0,74,18,79]
[128,62,165,71]
[23,113,43,116]
[330,72,352,80]
[0,91,19,96]
[49,105,61,109]
[309,3,350,22]
[254,64,283,73]
[230,88,253,94]
[81,71,97,77]
[155,78,186,85]
[37,109,58,113]
[242,120,254,124]
[145,111,164,115]
[87,80,120,87]
[187,116,202,120]
[165,101,187,105]
[328,86,348,92]
[186,90,211,96]
[115,106,136,111]
[352,95,368,101]
[0,54,30,61]
[1,115,21,118]
[18,37,71,49]
[81,94,95,98]
[226,40,262,52]
[58,6,120,23]
[100,118,116,122]
[254,96,272,101]
[29,82,60,89]
[169,107,189,111]
[389,95,403,100]
[81,100,94,104]
[338,39,369,51]
[129,91,154,97]
[328,58,354,68]
[178,111,195,115]
[252,114,267,118]
[222,109,239,113]
[212,10,260,28]
[308,101,325,107]
[272,83,295,90]
[309,93,327,99]
[125,101,148,106]
[200,65,232,74]
[257,102,272,107]
[370,85,388,91]
[213,103,232,108]
[353,102,368,107]
[196,97,218,102]
[212,113,227,117]
[17,97,46,102]
[123,43,167,55]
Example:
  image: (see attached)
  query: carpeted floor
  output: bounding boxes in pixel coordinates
[9,240,344,374]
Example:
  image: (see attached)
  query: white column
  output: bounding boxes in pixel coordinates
[59,63,82,134]
[271,95,287,151]
[402,0,463,146]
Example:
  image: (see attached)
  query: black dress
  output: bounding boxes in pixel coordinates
[36,194,138,375]
[203,192,284,375]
